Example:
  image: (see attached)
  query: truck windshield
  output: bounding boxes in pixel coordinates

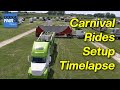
[32,57,46,63]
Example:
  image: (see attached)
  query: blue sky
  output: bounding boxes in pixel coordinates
[11,11,120,17]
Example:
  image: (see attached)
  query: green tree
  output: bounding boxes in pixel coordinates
[47,11,65,15]
[105,13,111,18]
[105,13,116,18]
[110,13,116,18]
[94,13,105,18]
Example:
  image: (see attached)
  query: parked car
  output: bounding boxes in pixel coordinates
[33,17,37,21]
[76,30,85,39]
[29,18,33,23]
[18,18,23,25]
[111,28,120,39]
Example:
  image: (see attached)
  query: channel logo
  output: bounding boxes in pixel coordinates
[4,13,18,28]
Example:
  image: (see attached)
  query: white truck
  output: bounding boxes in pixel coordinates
[75,30,85,39]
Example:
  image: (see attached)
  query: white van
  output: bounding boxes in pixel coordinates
[76,30,85,39]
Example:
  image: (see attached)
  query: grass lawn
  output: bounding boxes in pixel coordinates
[0,32,120,79]
[115,24,120,28]
[0,19,45,42]
[52,21,69,26]
[0,33,35,79]
[0,21,120,79]
[51,38,120,79]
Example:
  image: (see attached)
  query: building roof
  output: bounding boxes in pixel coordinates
[39,25,70,33]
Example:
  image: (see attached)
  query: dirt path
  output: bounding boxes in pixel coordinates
[0,28,35,48]
[91,42,120,63]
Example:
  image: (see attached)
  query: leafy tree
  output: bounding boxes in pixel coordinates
[110,13,116,18]
[105,13,111,18]
[105,13,116,18]
[47,11,65,15]
[94,13,105,18]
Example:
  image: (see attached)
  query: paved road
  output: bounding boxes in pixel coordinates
[0,28,35,48]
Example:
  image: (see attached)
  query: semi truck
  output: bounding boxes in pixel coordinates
[28,31,55,79]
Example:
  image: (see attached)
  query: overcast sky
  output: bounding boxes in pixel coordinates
[11,11,120,17]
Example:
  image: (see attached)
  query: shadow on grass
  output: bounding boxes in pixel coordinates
[55,36,73,39]
[48,43,58,79]
[50,43,58,66]
[48,68,54,79]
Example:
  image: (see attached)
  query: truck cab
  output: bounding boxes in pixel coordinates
[28,32,55,79]
[28,42,51,79]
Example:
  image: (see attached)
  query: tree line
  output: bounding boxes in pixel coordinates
[93,13,116,18]
[47,11,65,15]
[0,11,117,20]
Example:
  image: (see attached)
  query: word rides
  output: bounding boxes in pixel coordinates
[84,32,115,42]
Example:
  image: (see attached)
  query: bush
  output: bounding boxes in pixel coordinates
[0,20,2,25]
[0,15,2,25]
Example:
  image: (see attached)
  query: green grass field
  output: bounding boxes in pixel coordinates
[0,33,35,79]
[0,20,120,79]
[51,38,120,79]
[52,21,69,26]
[0,19,45,42]
[0,32,120,79]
